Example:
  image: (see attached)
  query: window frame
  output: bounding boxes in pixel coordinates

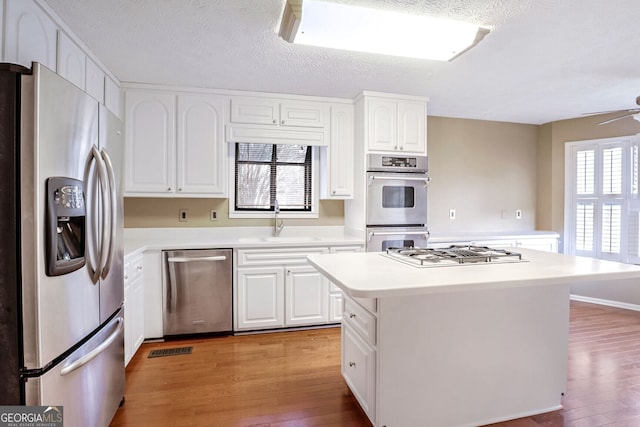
[228,143,319,219]
[564,135,639,262]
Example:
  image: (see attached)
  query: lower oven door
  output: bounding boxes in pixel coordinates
[366,227,430,252]
[366,172,429,226]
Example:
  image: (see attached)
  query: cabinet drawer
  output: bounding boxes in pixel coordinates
[342,323,376,421]
[236,247,328,266]
[344,297,376,346]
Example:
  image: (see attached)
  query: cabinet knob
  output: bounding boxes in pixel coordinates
[281,120,285,125]
[349,362,356,367]
[178,188,182,192]
[272,119,277,124]
[136,266,143,271]
[167,187,172,191]
[399,146,404,150]
[349,313,356,319]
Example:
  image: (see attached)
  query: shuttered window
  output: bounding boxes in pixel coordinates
[235,143,312,212]
[566,137,640,262]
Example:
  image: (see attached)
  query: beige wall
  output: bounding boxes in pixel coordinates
[124,198,344,228]
[426,116,538,234]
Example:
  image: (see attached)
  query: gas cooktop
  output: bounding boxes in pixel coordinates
[383,245,526,268]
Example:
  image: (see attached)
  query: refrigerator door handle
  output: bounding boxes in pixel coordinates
[100,148,117,279]
[83,145,108,283]
[60,317,124,376]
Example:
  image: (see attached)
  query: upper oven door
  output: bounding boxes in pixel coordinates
[366,172,429,226]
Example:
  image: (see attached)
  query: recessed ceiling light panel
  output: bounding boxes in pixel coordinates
[279,0,490,61]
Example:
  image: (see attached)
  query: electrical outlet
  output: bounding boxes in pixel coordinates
[179,209,188,222]
[449,209,456,220]
[516,209,522,220]
[210,210,218,221]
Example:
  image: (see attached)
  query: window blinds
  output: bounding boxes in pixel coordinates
[235,143,312,211]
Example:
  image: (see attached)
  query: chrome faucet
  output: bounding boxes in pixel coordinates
[274,199,284,237]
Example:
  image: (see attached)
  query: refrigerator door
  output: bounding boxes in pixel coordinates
[20,63,100,369]
[97,104,124,322]
[26,308,125,427]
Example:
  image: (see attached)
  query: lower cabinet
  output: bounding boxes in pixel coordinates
[234,245,363,332]
[236,267,285,330]
[124,253,144,366]
[342,295,377,424]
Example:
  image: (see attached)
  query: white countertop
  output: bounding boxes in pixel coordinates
[123,226,365,256]
[307,248,640,298]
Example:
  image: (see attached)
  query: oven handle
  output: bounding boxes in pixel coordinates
[368,175,431,186]
[368,230,431,241]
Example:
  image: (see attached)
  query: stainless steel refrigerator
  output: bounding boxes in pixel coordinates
[0,62,125,427]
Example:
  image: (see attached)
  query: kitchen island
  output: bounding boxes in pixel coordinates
[307,248,640,427]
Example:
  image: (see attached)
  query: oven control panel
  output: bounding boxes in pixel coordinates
[367,153,428,172]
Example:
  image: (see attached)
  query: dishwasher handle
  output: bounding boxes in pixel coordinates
[167,255,227,263]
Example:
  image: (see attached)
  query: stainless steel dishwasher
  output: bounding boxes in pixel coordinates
[162,249,232,336]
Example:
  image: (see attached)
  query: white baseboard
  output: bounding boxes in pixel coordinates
[570,294,640,312]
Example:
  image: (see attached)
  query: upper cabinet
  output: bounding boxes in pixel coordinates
[4,0,58,71]
[230,97,326,128]
[177,94,226,195]
[124,89,227,197]
[2,0,122,118]
[57,30,86,91]
[321,103,354,199]
[359,93,428,154]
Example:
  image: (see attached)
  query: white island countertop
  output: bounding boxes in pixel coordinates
[307,248,640,298]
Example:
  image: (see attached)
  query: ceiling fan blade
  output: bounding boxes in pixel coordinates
[597,113,634,125]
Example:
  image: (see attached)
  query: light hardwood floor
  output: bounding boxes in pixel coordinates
[110,301,640,427]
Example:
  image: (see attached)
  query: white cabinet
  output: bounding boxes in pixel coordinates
[230,97,326,128]
[104,76,121,118]
[177,94,226,194]
[342,299,377,423]
[56,30,86,90]
[515,237,558,252]
[236,267,284,330]
[235,246,348,331]
[285,266,328,326]
[124,90,227,196]
[124,90,176,194]
[124,253,144,366]
[4,0,58,70]
[84,56,105,103]
[321,103,354,199]
[360,93,427,154]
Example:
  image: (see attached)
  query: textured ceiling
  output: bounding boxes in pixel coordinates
[43,0,640,124]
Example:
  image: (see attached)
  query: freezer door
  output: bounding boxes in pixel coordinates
[20,63,100,369]
[25,308,125,427]
[163,249,232,335]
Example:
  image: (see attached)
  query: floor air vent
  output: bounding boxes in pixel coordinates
[147,346,193,358]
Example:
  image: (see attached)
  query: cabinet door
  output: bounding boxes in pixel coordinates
[328,289,343,322]
[56,30,86,90]
[398,101,426,154]
[177,94,227,195]
[84,57,105,103]
[367,98,397,151]
[230,97,279,125]
[130,274,145,353]
[236,267,284,330]
[123,267,132,366]
[104,76,121,118]
[124,91,176,194]
[324,104,354,198]
[4,0,58,70]
[280,101,326,128]
[342,323,376,421]
[285,266,328,326]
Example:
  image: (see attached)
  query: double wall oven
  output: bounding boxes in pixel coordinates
[366,153,430,251]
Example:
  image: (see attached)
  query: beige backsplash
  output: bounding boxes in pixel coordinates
[124,198,344,228]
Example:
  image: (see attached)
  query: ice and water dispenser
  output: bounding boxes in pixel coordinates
[46,177,86,276]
